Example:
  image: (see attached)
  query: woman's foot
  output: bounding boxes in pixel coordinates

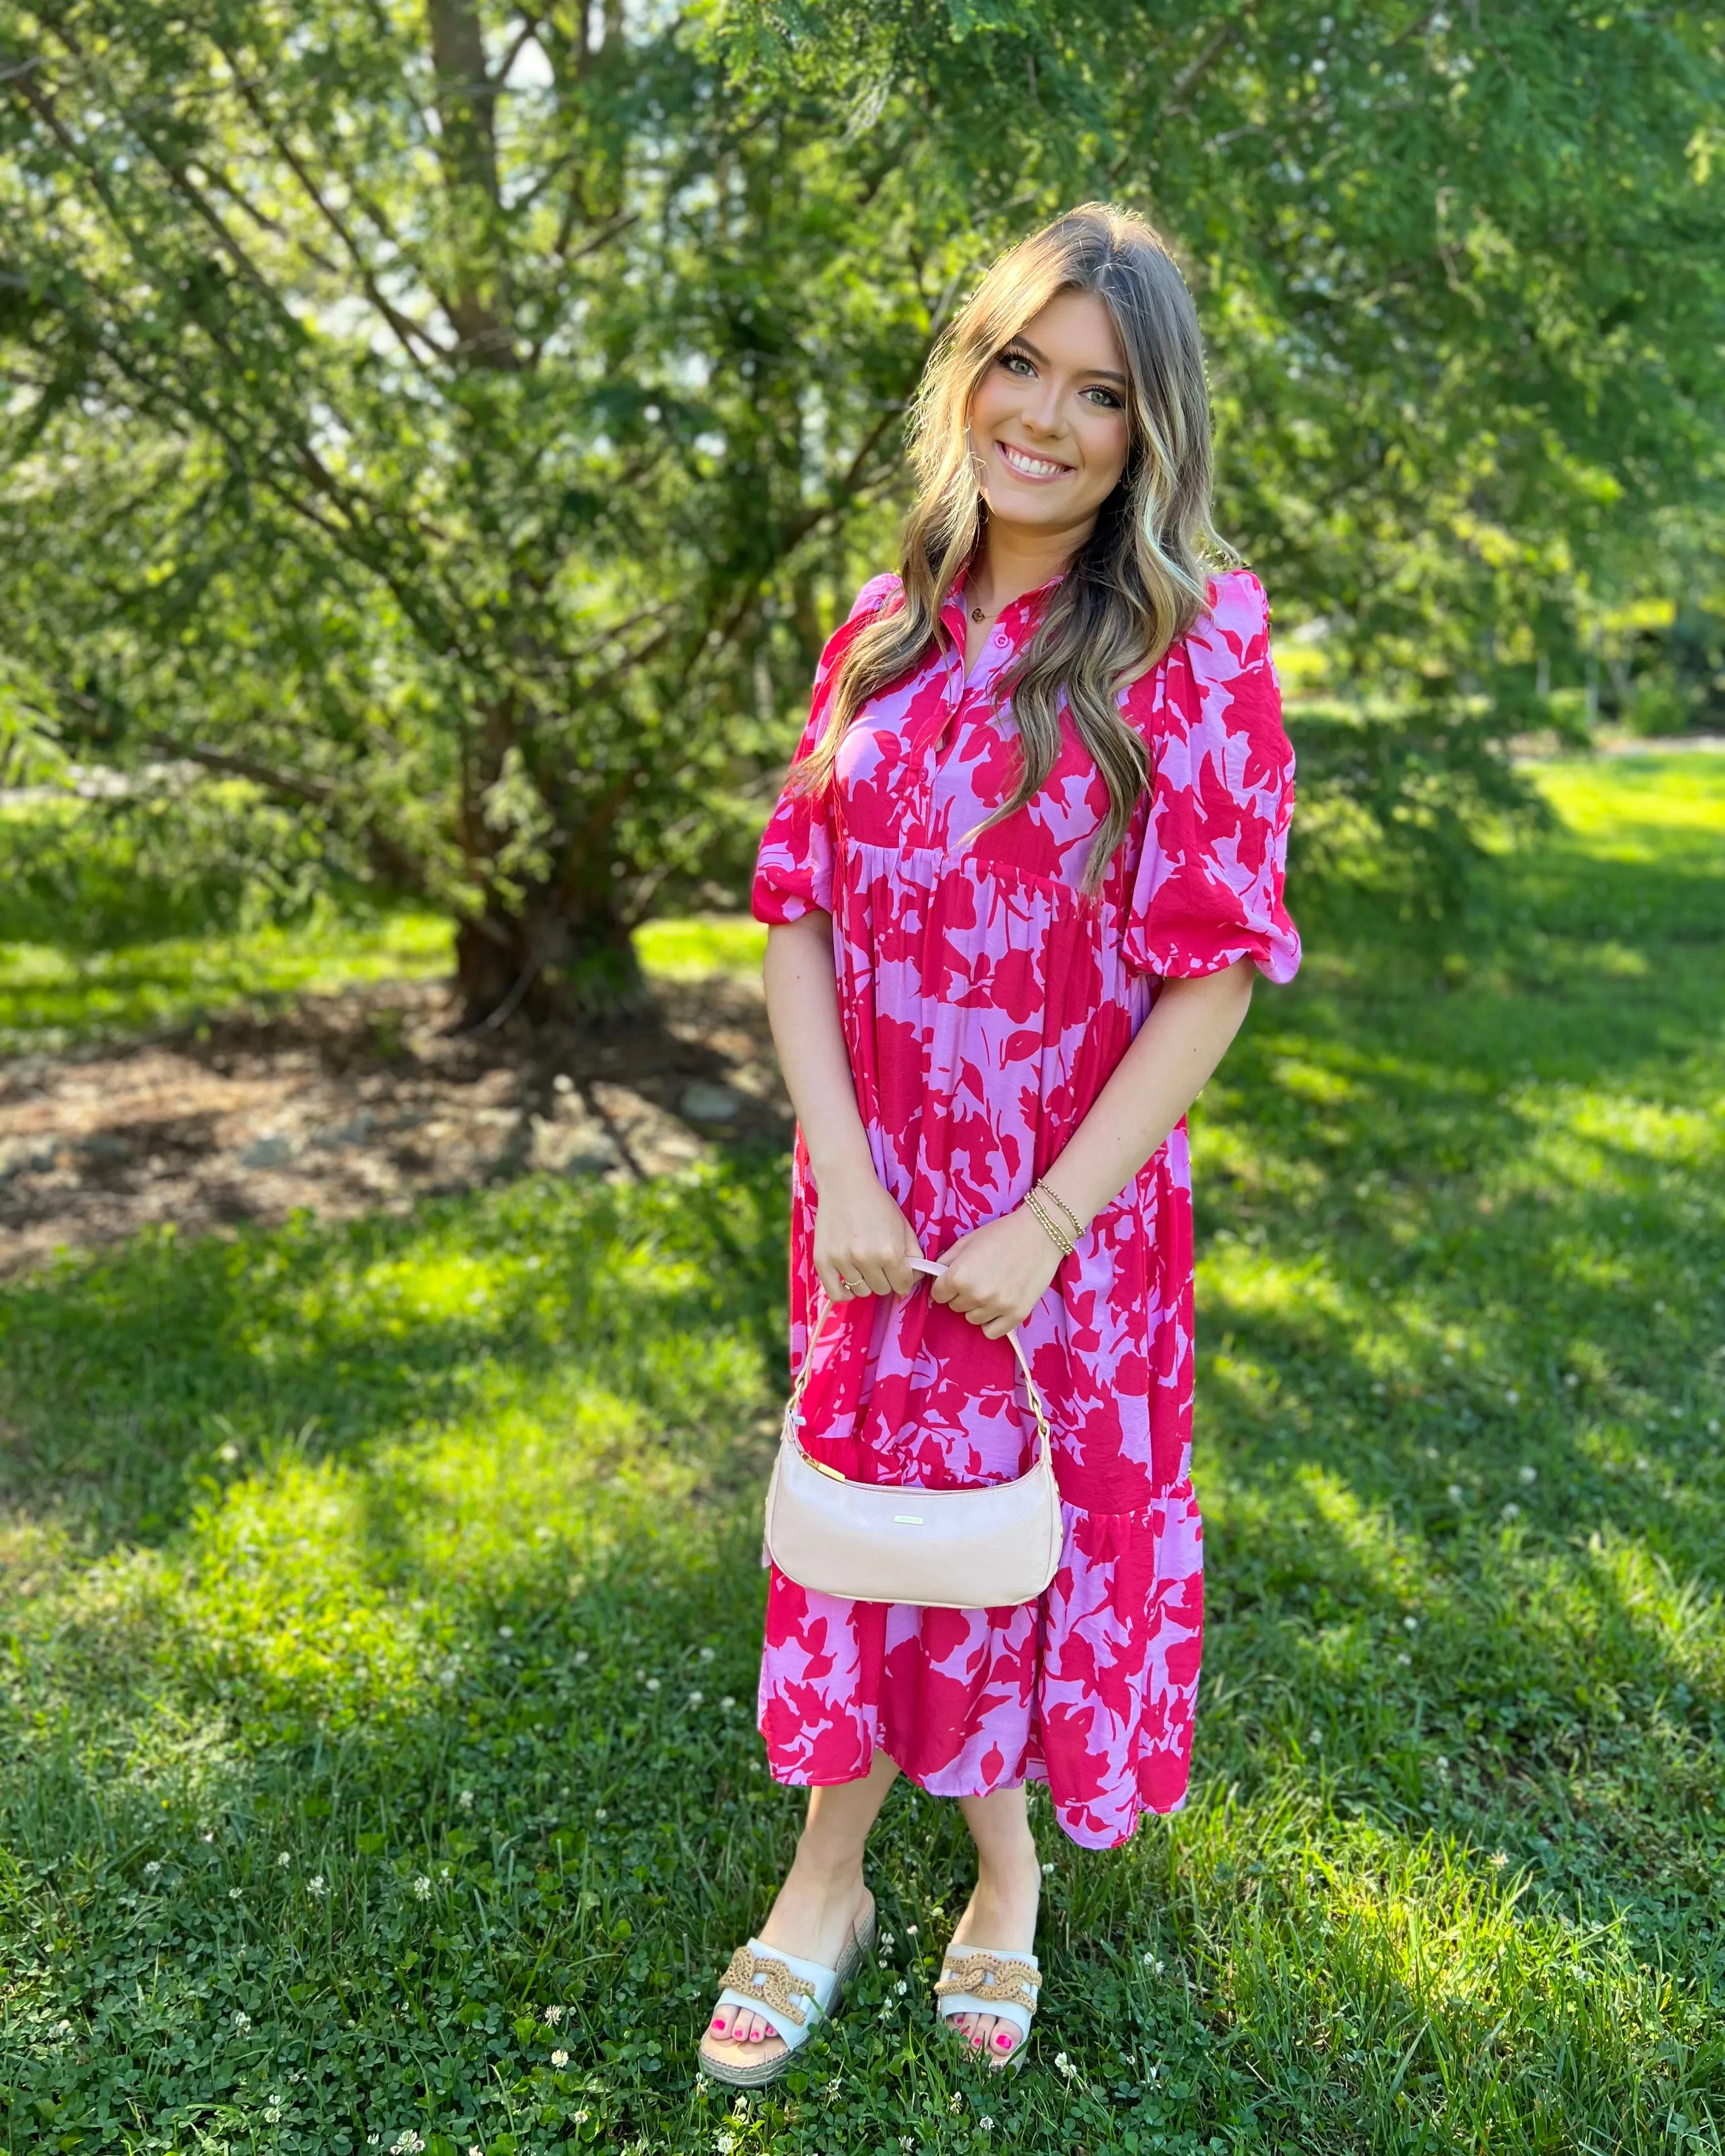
[945,1823,1042,2065]
[700,1859,874,2077]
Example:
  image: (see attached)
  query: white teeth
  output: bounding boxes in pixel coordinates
[999,443,1066,478]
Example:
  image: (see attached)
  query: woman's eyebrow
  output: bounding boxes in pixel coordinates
[1006,334,1127,387]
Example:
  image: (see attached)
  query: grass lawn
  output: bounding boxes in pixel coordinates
[1,755,1722,2155]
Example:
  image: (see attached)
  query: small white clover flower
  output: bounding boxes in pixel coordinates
[1447,1482,1465,1504]
[1519,1464,1537,1485]
[144,1860,161,1877]
[1436,1755,1449,1772]
[1403,1615,1419,1632]
[1055,2050,1078,2081]
[645,1677,660,1692]
[307,1874,327,1898]
[277,1851,291,1867]
[687,1691,703,1707]
[1501,1502,1521,1521]
[573,1650,589,1665]
[1489,1850,1508,1869]
[895,1979,908,1996]
[550,2048,569,2068]
[824,2075,843,2097]
[498,1626,513,1639]
[904,1923,917,1937]
[439,1866,451,1879]
[233,2011,251,2032]
[719,1696,735,1710]
[1397,1652,1412,1667]
[594,1808,608,1823]
[572,2112,589,2126]
[699,1646,716,1661]
[899,2139,914,2153]
[879,1931,894,1950]
[265,2106,282,2123]
[979,2121,993,2136]
[544,2004,564,2025]
[1041,1862,1055,1876]
[229,1887,244,1900]
[413,1875,432,1900]
[717,2137,735,2155]
[201,1831,216,1843]
[469,2146,483,2155]
[1504,1389,1520,1406]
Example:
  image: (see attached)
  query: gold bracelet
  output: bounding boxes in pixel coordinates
[1032,1177,1085,1245]
[1021,1187,1075,1258]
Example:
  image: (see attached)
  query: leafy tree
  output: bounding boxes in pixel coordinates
[0,0,954,1017]
[2,2,1721,1015]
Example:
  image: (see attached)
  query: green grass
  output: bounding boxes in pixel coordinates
[1,756,1722,2155]
[0,899,771,1052]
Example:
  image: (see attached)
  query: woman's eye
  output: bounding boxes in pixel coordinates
[1086,387,1124,409]
[999,350,1035,376]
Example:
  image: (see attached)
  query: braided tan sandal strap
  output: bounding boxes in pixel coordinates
[934,1950,1041,2015]
[718,1944,818,2028]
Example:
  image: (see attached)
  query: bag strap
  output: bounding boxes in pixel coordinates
[783,1257,1054,1469]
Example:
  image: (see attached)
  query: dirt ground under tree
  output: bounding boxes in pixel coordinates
[0,972,793,1278]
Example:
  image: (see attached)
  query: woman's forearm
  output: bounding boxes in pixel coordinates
[1038,963,1256,1231]
[762,913,876,1184]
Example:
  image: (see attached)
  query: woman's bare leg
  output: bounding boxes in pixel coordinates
[702,1749,899,2072]
[945,1784,1042,2063]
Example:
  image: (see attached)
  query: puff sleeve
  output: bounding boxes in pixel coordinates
[1120,568,1301,984]
[750,573,901,925]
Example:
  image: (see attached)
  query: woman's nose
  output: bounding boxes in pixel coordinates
[1020,388,1066,439]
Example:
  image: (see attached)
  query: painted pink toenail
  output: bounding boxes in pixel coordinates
[710,2017,724,2031]
[995,2033,1012,2048]
[970,2035,982,2048]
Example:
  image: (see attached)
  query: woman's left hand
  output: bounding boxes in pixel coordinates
[928,1207,1064,1338]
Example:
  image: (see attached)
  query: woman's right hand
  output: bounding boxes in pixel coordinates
[811,1157,922,1303]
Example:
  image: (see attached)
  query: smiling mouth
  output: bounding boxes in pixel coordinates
[995,440,1072,481]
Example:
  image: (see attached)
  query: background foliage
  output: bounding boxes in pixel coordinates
[2,1,1722,1014]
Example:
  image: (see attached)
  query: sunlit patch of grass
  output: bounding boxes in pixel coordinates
[0,909,453,1051]
[0,844,762,1049]
[633,911,767,981]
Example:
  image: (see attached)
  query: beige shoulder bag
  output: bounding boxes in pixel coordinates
[763,1261,1063,1611]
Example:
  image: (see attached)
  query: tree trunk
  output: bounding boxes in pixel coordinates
[452,891,650,1030]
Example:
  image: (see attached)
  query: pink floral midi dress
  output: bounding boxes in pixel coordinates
[750,565,1300,1848]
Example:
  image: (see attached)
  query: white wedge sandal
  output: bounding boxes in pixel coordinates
[934,1945,1041,2068]
[698,1894,877,2089]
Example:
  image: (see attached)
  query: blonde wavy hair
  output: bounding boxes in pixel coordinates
[795,201,1237,891]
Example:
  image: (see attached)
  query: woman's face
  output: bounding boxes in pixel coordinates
[967,289,1132,546]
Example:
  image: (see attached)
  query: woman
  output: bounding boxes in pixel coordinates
[700,202,1299,2085]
